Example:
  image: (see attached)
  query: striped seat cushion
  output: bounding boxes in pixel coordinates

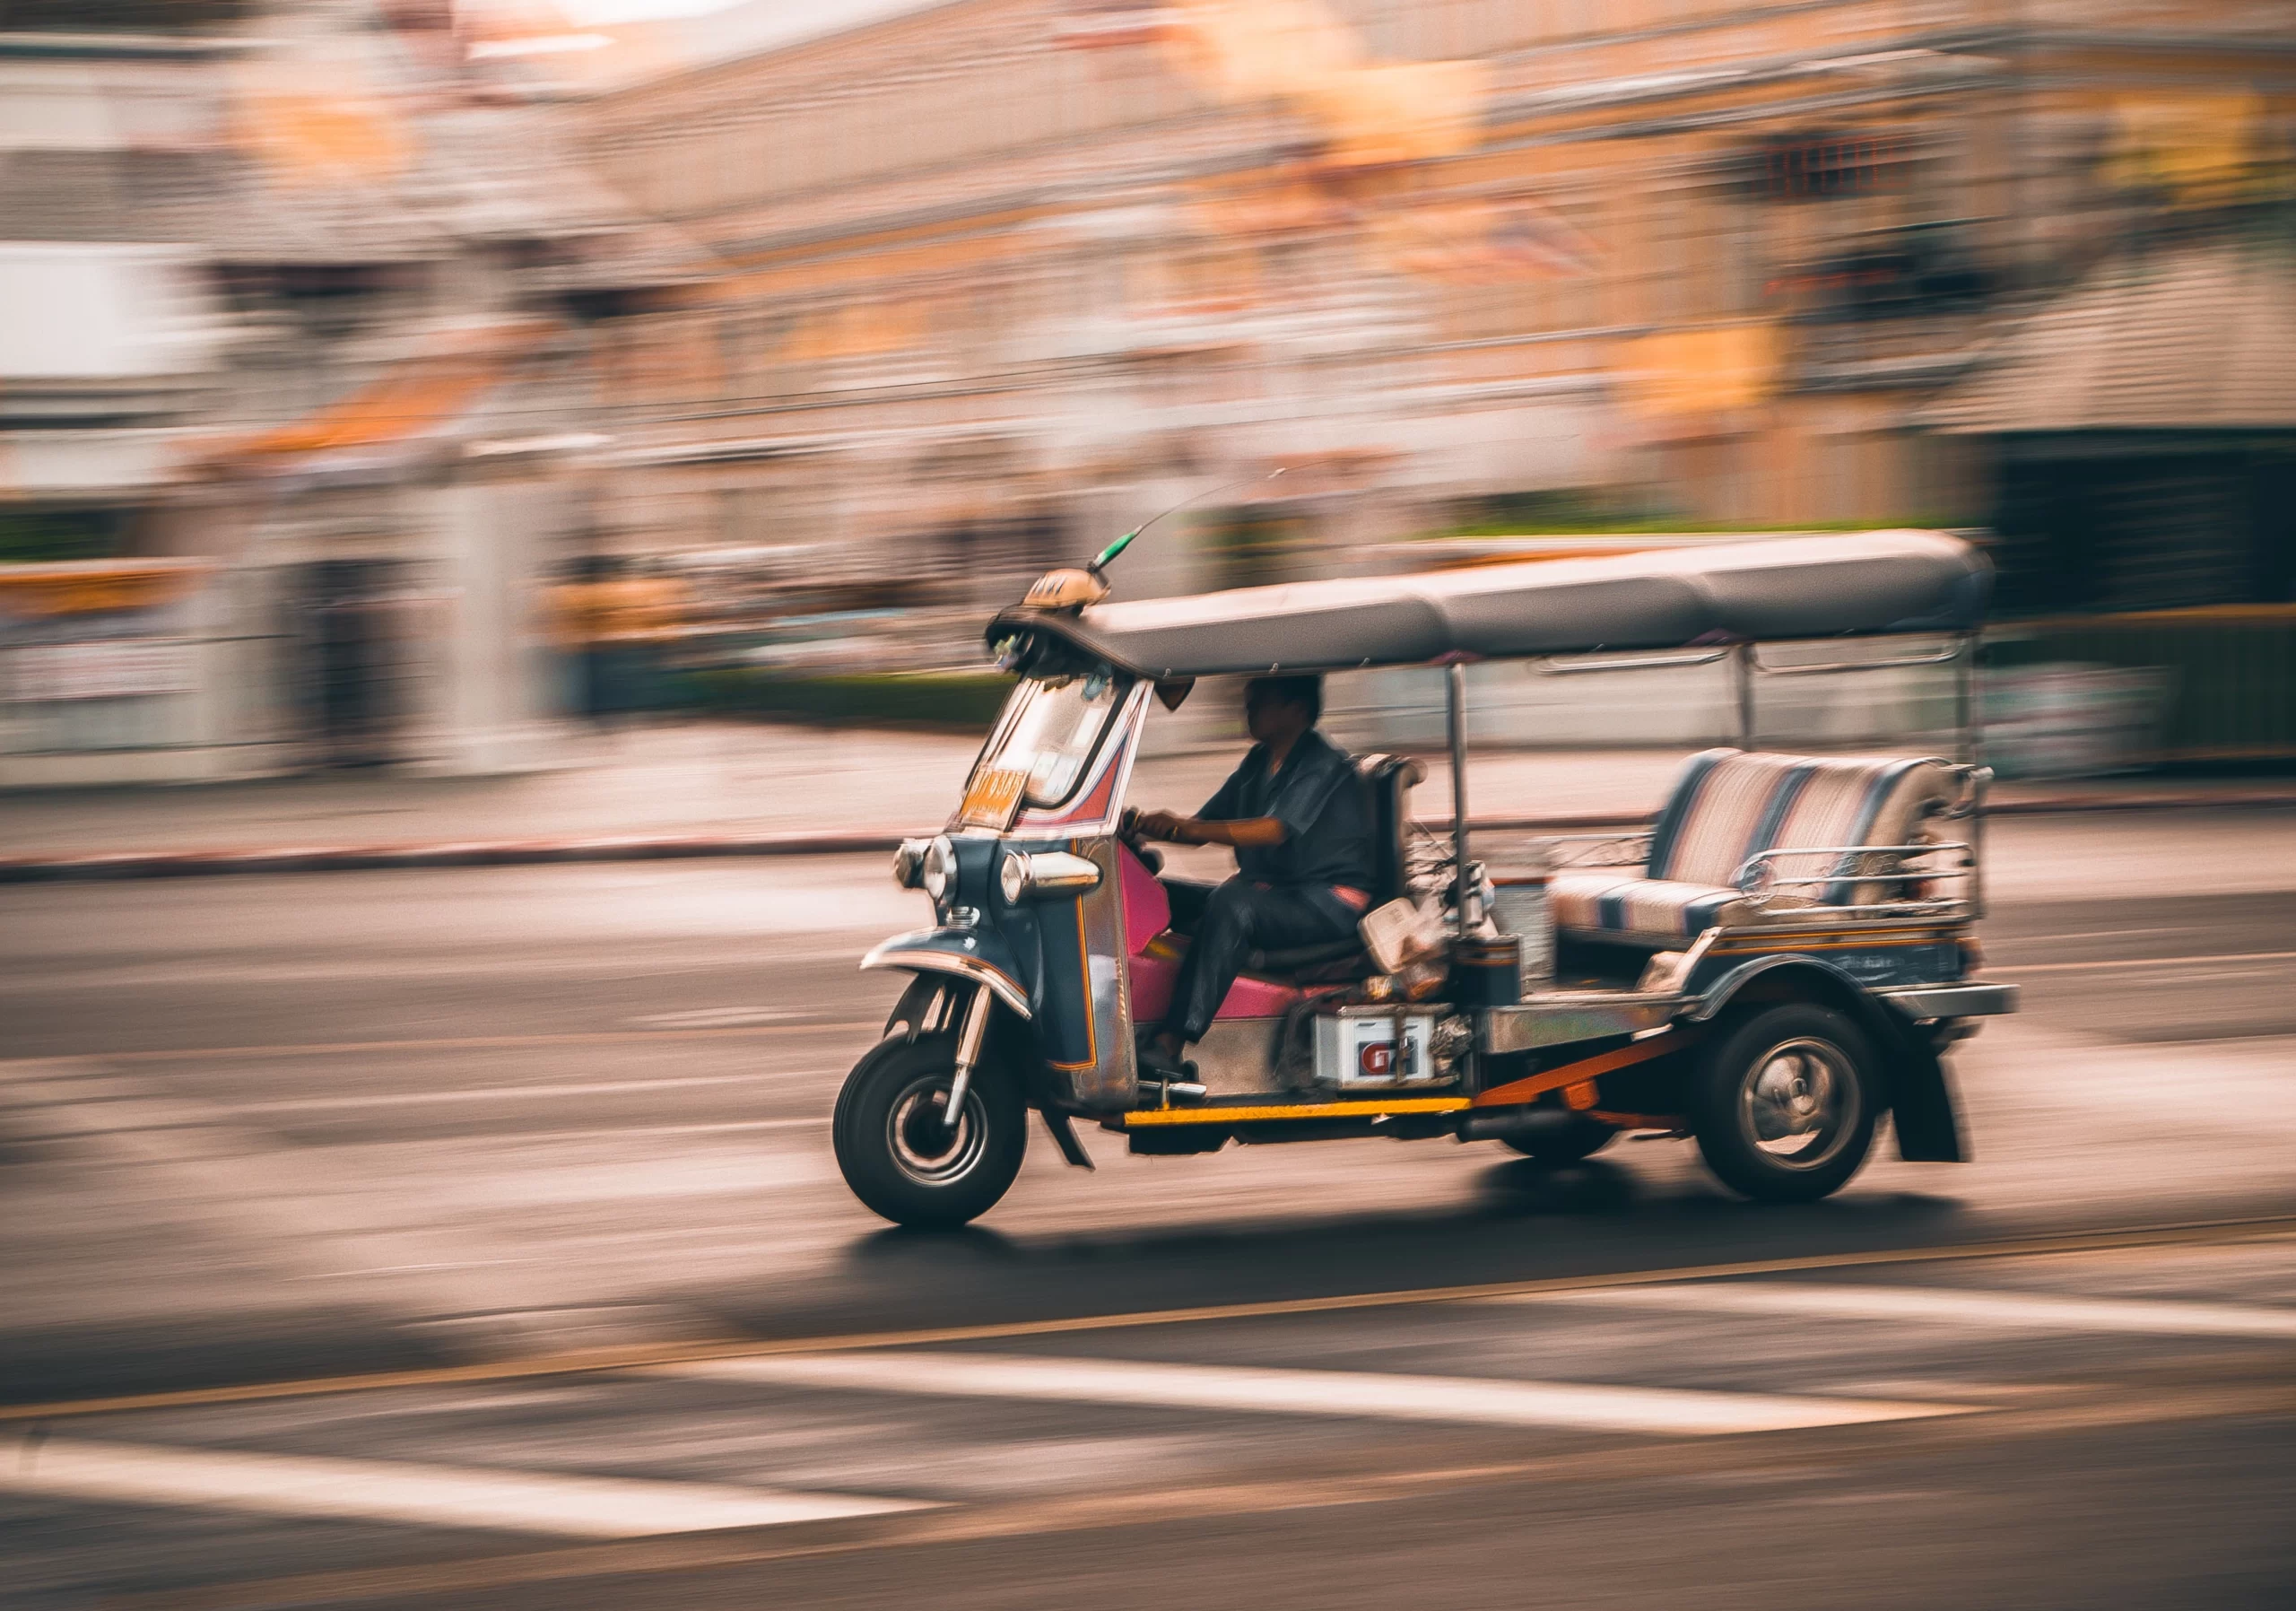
[1554,747,1954,946]
[1549,873,1756,942]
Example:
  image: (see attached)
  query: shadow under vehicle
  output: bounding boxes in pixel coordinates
[833,532,2018,1227]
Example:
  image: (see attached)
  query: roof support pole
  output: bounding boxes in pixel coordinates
[1958,629,1987,921]
[1734,641,1757,750]
[1447,661,1476,932]
[1953,631,1979,768]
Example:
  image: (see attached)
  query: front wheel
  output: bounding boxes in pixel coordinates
[1692,1003,1878,1203]
[833,1032,1027,1228]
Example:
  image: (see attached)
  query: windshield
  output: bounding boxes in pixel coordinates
[965,672,1124,822]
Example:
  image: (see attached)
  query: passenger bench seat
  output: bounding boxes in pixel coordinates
[1549,748,1955,949]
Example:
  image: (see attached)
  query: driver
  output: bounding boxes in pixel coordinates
[1133,675,1374,1076]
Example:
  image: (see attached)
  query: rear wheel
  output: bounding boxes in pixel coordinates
[833,1032,1027,1228]
[1692,1003,1877,1203]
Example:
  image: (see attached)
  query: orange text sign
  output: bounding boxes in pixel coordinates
[959,766,1027,830]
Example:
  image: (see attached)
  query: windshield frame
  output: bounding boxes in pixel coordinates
[958,668,1133,829]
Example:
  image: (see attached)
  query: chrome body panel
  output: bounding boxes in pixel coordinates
[1185,1016,1292,1100]
[1876,981,2021,1019]
[1481,993,1682,1054]
[1060,835,1138,1110]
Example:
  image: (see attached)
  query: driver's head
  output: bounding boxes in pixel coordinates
[1243,675,1321,745]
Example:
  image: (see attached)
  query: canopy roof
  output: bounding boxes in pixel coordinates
[991,531,1988,680]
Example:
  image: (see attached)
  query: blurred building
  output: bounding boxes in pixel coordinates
[0,0,699,787]
[572,0,2292,640]
[7,0,2292,782]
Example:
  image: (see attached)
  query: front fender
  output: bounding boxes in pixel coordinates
[861,928,1033,1019]
[1688,954,1964,1163]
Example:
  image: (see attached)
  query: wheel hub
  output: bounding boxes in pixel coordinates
[888,1075,988,1187]
[1739,1038,1854,1169]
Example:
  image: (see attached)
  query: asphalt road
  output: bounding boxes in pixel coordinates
[2,807,2292,1608]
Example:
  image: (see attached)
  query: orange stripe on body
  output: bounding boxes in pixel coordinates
[1471,1026,1701,1109]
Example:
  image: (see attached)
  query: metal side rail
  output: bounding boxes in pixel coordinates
[1874,981,2020,1019]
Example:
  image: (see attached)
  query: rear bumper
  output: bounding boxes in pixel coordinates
[1875,981,2019,1020]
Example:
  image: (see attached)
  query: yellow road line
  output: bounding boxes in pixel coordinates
[2,1215,2290,1426]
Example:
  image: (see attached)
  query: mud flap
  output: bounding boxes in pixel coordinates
[1039,1108,1096,1170]
[1884,1021,1967,1163]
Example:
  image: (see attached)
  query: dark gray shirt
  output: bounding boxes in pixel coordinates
[1199,728,1375,897]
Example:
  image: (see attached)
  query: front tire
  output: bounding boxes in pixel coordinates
[1692,1003,1878,1203]
[833,1032,1027,1228]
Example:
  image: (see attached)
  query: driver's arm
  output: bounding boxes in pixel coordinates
[1135,811,1286,849]
[1183,814,1286,849]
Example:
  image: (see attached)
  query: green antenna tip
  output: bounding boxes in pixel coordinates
[1091,528,1140,570]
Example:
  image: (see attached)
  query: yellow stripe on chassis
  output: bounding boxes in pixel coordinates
[1120,1096,1472,1128]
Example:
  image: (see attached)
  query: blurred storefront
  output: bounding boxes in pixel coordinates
[0,231,246,783]
[1918,107,2296,764]
[0,1,702,788]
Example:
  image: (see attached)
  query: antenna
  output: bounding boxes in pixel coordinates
[1090,466,1285,575]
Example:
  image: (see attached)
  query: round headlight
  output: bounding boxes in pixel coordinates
[921,835,955,902]
[998,852,1029,906]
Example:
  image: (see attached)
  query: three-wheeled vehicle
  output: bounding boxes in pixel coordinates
[832,530,2018,1227]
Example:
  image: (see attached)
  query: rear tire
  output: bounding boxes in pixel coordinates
[1500,1116,1616,1163]
[1692,1003,1877,1203]
[833,1032,1027,1228]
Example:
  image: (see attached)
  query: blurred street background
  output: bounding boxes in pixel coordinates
[3,0,2294,1607]
[3,0,2293,788]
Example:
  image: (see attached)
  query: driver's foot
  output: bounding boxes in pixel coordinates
[1136,1031,1190,1078]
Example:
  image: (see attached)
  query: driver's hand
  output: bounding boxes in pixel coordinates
[1134,810,1187,843]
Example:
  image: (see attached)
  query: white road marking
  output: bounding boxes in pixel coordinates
[1511,1281,2296,1338]
[509,1118,828,1140]
[238,1073,828,1113]
[0,1437,934,1538]
[655,1352,1973,1436]
[1989,949,2296,976]
[632,1007,802,1030]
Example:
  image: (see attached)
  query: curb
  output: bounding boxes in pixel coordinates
[4,790,2292,884]
[0,830,909,884]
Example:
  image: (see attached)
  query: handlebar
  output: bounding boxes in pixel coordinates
[1117,808,1165,873]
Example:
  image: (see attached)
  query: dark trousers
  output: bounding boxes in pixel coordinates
[1159,878,1356,1043]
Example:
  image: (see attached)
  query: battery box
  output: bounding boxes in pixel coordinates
[1312,1008,1439,1087]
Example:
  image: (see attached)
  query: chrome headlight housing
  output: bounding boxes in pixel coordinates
[891,837,929,890]
[921,834,956,902]
[997,849,1103,904]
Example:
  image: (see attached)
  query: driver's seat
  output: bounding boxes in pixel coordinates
[1239,753,1422,985]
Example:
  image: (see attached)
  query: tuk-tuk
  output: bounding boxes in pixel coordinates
[833,530,2017,1227]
